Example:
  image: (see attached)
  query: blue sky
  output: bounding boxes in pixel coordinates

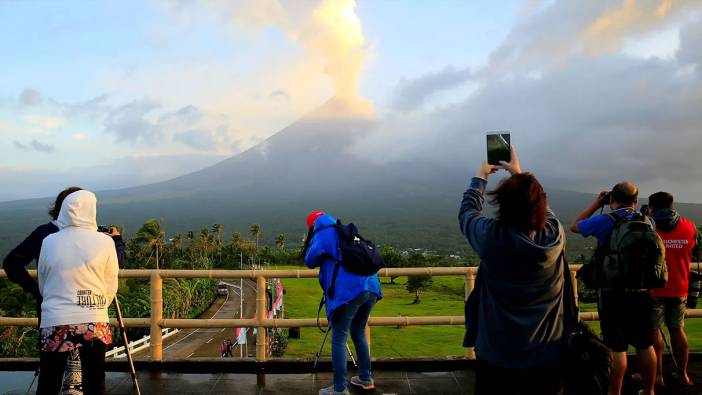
[1,0,701,202]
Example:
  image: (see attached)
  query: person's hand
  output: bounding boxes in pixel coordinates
[499,145,522,175]
[476,160,498,180]
[595,191,610,208]
[109,227,121,236]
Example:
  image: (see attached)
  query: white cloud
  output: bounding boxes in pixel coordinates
[21,115,65,130]
[18,88,42,107]
[0,153,228,202]
[347,4,702,203]
[391,66,472,112]
[12,139,56,153]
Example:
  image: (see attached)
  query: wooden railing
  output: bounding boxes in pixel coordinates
[3,266,702,364]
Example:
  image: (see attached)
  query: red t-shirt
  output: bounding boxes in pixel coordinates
[653,217,698,298]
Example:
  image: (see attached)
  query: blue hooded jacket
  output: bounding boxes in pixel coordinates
[304,214,382,320]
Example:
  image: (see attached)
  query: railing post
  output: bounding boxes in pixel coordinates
[150,270,163,361]
[256,275,267,388]
[571,269,579,307]
[465,271,476,360]
[365,324,371,355]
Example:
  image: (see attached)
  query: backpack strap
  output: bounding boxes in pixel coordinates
[327,261,341,299]
[607,211,622,223]
[317,261,341,333]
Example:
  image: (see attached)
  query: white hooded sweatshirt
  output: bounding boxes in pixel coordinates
[38,190,119,328]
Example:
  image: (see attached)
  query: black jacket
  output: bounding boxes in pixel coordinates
[2,222,126,301]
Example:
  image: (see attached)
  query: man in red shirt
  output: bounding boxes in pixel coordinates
[649,192,702,386]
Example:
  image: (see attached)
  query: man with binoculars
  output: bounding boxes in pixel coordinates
[571,182,658,395]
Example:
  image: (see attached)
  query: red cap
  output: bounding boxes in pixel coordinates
[306,210,326,228]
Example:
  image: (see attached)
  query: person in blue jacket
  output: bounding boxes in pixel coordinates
[303,210,382,395]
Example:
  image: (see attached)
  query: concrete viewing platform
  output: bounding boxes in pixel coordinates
[2,357,702,394]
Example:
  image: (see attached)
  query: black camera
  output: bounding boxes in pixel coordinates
[639,204,649,216]
[97,225,112,233]
[602,192,611,206]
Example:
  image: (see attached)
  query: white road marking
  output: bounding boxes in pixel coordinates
[187,352,194,358]
[163,289,232,354]
[206,338,213,344]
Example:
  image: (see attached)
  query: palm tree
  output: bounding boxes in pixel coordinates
[172,234,183,258]
[186,230,195,260]
[199,228,211,259]
[212,224,223,264]
[212,224,223,246]
[135,219,165,269]
[275,234,286,250]
[249,224,262,267]
[249,224,262,250]
[231,232,242,247]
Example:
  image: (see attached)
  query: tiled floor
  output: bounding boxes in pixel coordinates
[0,370,472,395]
[4,360,702,394]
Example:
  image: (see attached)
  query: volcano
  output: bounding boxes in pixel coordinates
[2,98,701,256]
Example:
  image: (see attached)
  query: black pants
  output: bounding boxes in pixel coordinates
[475,357,564,395]
[37,341,107,395]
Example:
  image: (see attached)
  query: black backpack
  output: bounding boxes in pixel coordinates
[581,212,667,289]
[333,220,385,276]
[315,220,384,329]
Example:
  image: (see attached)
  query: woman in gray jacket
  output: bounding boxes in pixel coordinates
[459,147,566,395]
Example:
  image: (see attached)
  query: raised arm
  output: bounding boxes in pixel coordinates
[108,227,127,268]
[304,227,340,269]
[2,227,44,299]
[459,159,502,256]
[571,192,609,234]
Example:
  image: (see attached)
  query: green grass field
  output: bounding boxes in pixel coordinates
[279,268,467,358]
[277,265,702,358]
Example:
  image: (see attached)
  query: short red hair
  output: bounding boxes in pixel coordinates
[488,173,548,232]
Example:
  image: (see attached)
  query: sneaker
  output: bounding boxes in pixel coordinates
[318,386,350,395]
[350,376,375,390]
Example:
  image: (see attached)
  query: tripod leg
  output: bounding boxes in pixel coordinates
[346,343,357,367]
[312,325,331,373]
[25,368,39,395]
[114,297,142,395]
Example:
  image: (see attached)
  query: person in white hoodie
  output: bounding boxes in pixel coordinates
[36,190,119,395]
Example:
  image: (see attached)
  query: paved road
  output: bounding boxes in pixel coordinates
[158,279,258,359]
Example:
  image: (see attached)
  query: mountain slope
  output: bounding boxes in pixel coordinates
[1,98,701,258]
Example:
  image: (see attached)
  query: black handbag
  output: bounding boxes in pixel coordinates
[562,253,613,395]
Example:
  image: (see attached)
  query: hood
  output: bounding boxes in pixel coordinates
[651,208,680,233]
[57,190,98,231]
[512,225,565,267]
[313,213,337,230]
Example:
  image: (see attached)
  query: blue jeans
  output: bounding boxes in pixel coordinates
[331,290,377,392]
